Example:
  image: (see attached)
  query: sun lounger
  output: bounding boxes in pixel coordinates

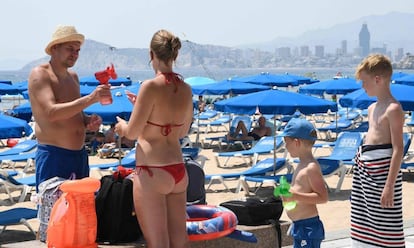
[236,173,293,195]
[0,207,38,236]
[0,152,36,173]
[214,136,284,167]
[201,115,252,150]
[0,139,37,156]
[205,157,289,192]
[0,170,36,203]
[316,131,364,192]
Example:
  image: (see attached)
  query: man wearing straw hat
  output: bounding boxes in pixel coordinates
[28,25,112,191]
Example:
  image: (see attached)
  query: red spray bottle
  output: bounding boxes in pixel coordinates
[94,64,117,105]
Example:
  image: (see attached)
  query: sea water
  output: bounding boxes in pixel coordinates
[2,67,414,111]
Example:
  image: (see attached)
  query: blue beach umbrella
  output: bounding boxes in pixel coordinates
[214,89,337,115]
[339,84,414,111]
[298,78,361,96]
[184,76,216,86]
[191,79,269,95]
[394,74,414,86]
[10,102,32,122]
[214,89,337,173]
[392,72,410,81]
[79,76,132,86]
[0,114,33,139]
[84,84,141,124]
[0,80,12,85]
[233,72,300,87]
[0,83,21,95]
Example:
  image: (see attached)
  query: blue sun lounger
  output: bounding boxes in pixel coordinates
[0,139,37,156]
[205,157,289,191]
[214,136,284,167]
[237,173,294,195]
[0,207,38,236]
[0,170,36,203]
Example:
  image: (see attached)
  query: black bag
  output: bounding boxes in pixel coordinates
[219,196,283,226]
[185,158,206,205]
[95,174,142,244]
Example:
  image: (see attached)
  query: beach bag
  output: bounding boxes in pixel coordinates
[47,177,100,248]
[95,168,142,244]
[185,158,206,205]
[219,196,283,226]
[37,176,66,242]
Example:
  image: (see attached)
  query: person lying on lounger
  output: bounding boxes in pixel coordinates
[227,116,272,141]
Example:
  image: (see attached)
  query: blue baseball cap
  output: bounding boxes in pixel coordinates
[280,118,317,141]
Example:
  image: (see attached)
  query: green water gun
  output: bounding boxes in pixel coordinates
[273,175,296,210]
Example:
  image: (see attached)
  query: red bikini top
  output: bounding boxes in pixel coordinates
[147,121,184,136]
[146,72,185,135]
[158,72,184,92]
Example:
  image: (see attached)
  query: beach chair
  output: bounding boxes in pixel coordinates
[214,136,284,167]
[198,114,231,133]
[201,115,252,150]
[0,139,37,156]
[194,109,218,121]
[205,157,289,192]
[317,117,355,140]
[0,207,38,236]
[316,131,364,192]
[237,173,293,195]
[89,148,136,175]
[0,170,36,203]
[0,152,36,173]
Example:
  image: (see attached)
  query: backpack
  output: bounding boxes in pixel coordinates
[219,196,283,226]
[95,172,142,244]
[185,158,206,205]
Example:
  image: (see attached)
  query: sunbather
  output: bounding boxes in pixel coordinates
[227,116,272,141]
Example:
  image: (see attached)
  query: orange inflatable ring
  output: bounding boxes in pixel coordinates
[59,177,101,193]
[186,205,238,241]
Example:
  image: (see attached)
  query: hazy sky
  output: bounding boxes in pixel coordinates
[1,0,414,69]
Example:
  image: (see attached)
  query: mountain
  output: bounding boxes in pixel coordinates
[19,12,414,72]
[242,11,414,53]
[20,40,274,73]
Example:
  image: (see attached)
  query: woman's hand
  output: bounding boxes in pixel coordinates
[125,90,137,104]
[115,116,127,137]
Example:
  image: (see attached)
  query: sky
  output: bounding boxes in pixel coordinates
[1,0,414,70]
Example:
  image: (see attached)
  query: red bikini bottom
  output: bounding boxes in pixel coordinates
[136,163,186,184]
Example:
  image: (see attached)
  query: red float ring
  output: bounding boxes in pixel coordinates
[186,205,238,241]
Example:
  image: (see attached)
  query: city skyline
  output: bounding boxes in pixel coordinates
[2,0,414,70]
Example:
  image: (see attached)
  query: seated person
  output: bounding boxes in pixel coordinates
[227,116,272,141]
[121,136,136,148]
[104,123,117,143]
[198,95,206,112]
[90,132,105,155]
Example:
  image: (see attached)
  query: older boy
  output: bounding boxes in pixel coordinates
[280,118,328,248]
[351,54,405,247]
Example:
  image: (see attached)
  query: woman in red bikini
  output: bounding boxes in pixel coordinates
[115,29,193,248]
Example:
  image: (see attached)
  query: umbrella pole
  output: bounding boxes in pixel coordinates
[118,135,122,166]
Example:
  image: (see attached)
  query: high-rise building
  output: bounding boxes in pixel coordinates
[300,46,310,57]
[359,23,370,57]
[278,47,291,58]
[315,45,324,58]
[341,40,347,55]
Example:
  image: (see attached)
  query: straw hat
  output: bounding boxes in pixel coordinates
[45,25,85,55]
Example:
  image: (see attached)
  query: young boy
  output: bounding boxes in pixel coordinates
[280,118,328,248]
[351,54,405,247]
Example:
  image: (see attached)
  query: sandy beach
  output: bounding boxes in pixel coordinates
[1,125,414,245]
